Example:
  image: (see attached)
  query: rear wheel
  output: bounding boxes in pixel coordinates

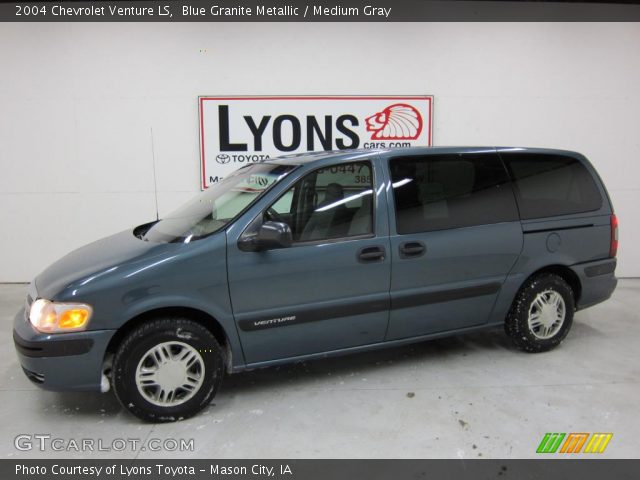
[112,317,223,422]
[505,273,575,352]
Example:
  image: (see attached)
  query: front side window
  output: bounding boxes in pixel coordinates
[143,163,296,243]
[389,153,518,234]
[267,161,375,242]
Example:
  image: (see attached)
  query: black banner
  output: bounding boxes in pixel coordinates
[3,1,640,22]
[3,460,640,480]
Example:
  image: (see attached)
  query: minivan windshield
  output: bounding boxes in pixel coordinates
[142,163,297,243]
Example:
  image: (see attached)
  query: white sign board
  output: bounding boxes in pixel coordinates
[198,95,433,189]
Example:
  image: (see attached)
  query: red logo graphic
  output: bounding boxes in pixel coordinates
[365,103,423,140]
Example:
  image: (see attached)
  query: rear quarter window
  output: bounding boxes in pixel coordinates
[501,153,603,220]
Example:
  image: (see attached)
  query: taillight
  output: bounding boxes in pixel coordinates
[610,214,618,258]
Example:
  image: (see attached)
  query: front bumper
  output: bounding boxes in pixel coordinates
[13,308,115,392]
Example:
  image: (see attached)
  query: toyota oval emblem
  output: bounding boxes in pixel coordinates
[216,154,231,164]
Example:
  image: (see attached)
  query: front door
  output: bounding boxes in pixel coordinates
[226,159,392,365]
[385,150,524,340]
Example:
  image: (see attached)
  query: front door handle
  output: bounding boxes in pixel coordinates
[357,245,386,263]
[399,241,426,259]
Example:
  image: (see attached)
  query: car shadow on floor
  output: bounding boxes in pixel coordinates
[220,326,513,395]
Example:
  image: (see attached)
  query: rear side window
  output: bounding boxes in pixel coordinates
[389,153,518,234]
[501,153,602,220]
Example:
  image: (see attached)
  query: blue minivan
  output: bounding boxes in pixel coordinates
[14,147,618,421]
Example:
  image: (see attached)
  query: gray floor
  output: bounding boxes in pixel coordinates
[1,281,638,459]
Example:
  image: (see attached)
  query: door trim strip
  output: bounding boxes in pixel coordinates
[523,224,594,234]
[391,282,502,310]
[237,282,501,331]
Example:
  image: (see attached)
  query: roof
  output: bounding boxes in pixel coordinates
[264,146,584,166]
[264,149,379,165]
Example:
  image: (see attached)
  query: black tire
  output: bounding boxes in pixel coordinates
[505,273,575,353]
[112,317,224,422]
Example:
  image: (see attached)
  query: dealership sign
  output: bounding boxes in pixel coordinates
[198,95,433,189]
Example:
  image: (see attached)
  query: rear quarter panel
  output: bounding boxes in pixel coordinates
[489,150,615,324]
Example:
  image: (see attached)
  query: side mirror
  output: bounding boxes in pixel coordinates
[238,221,292,252]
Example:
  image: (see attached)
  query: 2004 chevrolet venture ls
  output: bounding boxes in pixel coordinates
[14,147,618,421]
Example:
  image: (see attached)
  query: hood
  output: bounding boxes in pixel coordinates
[35,229,177,300]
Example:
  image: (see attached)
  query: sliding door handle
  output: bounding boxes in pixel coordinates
[399,241,426,259]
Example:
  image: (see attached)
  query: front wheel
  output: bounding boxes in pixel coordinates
[112,317,224,422]
[505,273,575,353]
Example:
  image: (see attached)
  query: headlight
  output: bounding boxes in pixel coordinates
[29,299,93,333]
